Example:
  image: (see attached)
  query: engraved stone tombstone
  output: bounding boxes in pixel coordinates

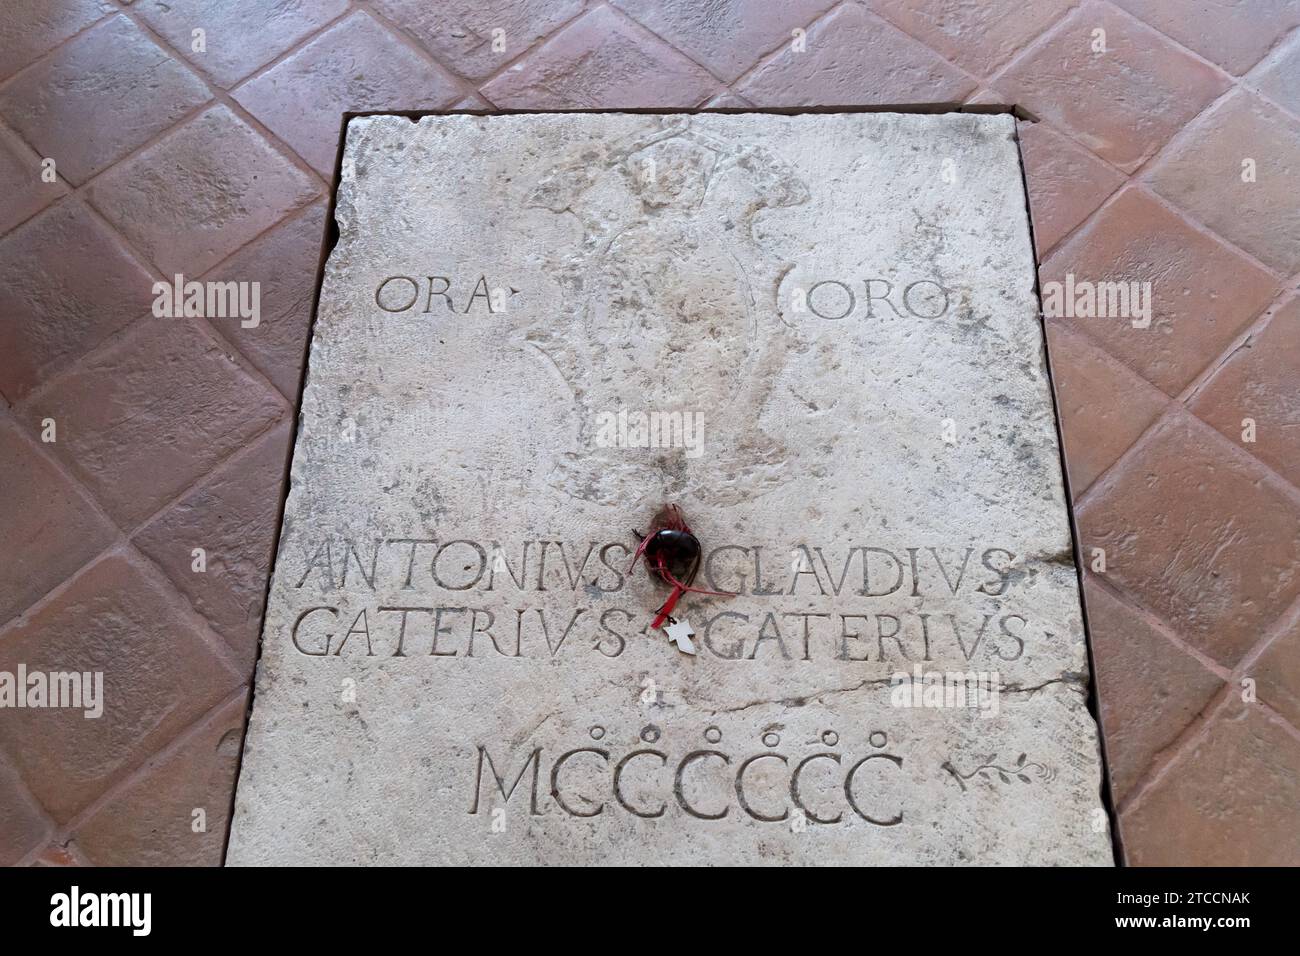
[227,112,1114,865]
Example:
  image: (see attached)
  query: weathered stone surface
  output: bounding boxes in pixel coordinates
[228,112,1112,865]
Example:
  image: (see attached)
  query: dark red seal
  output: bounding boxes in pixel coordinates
[628,504,734,630]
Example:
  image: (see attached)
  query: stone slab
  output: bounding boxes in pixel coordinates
[227,111,1113,866]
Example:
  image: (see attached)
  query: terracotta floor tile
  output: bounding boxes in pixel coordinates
[1040,187,1277,396]
[1044,322,1168,495]
[85,105,319,276]
[133,424,291,670]
[233,12,462,176]
[869,0,1074,77]
[133,0,350,88]
[1018,119,1125,256]
[0,552,240,823]
[0,0,112,82]
[0,420,117,624]
[0,14,210,185]
[963,87,1009,108]
[1190,296,1300,487]
[1078,409,1300,668]
[203,201,326,399]
[1112,0,1300,76]
[0,201,154,400]
[612,0,836,83]
[1253,31,1300,114]
[1145,89,1300,274]
[707,91,753,109]
[738,3,974,106]
[1253,615,1300,732]
[1121,702,1300,865]
[0,750,50,865]
[31,843,85,867]
[24,320,285,528]
[372,0,587,82]
[1083,578,1224,802]
[483,5,720,108]
[0,123,67,234]
[453,93,493,110]
[995,2,1228,172]
[74,690,247,866]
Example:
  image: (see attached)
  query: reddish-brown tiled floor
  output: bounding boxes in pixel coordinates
[1,0,1297,866]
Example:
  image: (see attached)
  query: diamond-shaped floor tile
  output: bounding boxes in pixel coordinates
[0,14,210,185]
[25,320,285,528]
[0,201,155,400]
[1253,615,1300,731]
[1040,188,1277,397]
[85,105,319,276]
[1083,578,1224,802]
[233,12,462,175]
[0,552,240,822]
[1018,120,1124,257]
[995,2,1228,173]
[0,419,117,624]
[1253,30,1300,114]
[483,5,720,108]
[612,0,836,83]
[1190,296,1300,487]
[203,202,327,399]
[372,0,587,82]
[0,0,113,83]
[870,0,1074,77]
[74,690,248,865]
[134,0,350,88]
[738,3,974,106]
[1122,702,1300,865]
[0,122,67,234]
[1146,89,1300,275]
[1045,322,1167,495]
[133,423,291,670]
[1079,409,1300,668]
[0,748,52,865]
[1112,0,1300,76]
